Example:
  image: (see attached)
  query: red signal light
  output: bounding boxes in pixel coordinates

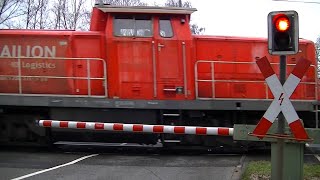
[275,16,290,32]
[268,11,299,55]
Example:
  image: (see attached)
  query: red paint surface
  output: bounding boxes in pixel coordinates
[291,58,311,79]
[95,123,104,130]
[256,57,275,78]
[218,128,230,136]
[252,117,273,138]
[60,121,68,128]
[196,127,207,135]
[113,124,124,131]
[133,125,144,132]
[77,122,86,129]
[43,120,52,127]
[289,120,309,140]
[153,126,164,133]
[174,127,185,134]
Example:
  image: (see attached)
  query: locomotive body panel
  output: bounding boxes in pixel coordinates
[0,31,106,96]
[0,31,72,94]
[194,36,317,100]
[0,6,317,101]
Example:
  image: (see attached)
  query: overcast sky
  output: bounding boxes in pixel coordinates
[140,0,320,42]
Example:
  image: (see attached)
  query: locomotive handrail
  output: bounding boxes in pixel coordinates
[0,57,108,97]
[195,60,317,101]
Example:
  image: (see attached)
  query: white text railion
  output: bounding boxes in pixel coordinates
[0,45,56,57]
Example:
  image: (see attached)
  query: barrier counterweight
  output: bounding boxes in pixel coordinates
[39,120,233,136]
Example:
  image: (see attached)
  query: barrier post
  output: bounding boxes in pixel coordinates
[271,141,304,180]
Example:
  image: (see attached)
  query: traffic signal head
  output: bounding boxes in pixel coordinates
[268,11,299,55]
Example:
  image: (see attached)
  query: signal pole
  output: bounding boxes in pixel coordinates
[267,10,305,180]
[276,54,286,179]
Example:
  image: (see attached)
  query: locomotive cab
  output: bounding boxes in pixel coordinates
[91,5,196,100]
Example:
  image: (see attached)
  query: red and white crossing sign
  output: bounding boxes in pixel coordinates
[252,56,310,140]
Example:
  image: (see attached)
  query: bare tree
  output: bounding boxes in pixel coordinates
[0,0,24,27]
[22,0,49,29]
[164,0,205,35]
[104,0,147,6]
[190,24,205,35]
[165,0,191,8]
[50,0,89,30]
[24,0,33,28]
[36,0,49,29]
[51,0,65,29]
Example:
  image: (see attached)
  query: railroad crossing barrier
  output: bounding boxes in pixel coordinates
[38,120,234,136]
[38,120,320,143]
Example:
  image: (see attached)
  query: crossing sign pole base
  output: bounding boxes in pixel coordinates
[271,142,304,180]
[234,124,320,180]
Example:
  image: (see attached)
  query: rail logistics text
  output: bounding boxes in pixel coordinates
[0,45,57,70]
[0,45,56,57]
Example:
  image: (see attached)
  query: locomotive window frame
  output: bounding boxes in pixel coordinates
[159,17,174,38]
[113,15,153,37]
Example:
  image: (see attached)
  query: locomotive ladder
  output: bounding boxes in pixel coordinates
[161,110,183,143]
[38,120,233,136]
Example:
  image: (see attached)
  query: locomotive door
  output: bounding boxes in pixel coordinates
[155,17,184,100]
[112,14,155,99]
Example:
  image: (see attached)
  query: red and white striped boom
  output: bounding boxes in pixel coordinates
[39,120,234,136]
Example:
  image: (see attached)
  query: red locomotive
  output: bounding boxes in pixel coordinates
[0,5,317,148]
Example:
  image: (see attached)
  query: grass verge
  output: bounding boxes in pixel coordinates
[242,161,320,180]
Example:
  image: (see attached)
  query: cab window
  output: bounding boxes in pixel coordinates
[114,15,152,37]
[159,18,173,38]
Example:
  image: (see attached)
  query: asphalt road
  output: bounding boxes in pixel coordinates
[1,144,319,180]
[0,147,244,180]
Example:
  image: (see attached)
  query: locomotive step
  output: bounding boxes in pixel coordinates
[162,113,181,117]
[54,141,163,148]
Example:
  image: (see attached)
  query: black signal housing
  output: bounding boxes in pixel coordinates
[268,11,299,55]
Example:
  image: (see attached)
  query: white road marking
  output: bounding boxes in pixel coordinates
[314,155,320,162]
[306,143,310,147]
[305,143,320,163]
[11,154,99,180]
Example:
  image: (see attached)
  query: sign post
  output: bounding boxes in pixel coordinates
[277,54,287,180]
[272,55,304,180]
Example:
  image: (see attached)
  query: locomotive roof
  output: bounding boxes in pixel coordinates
[95,4,197,15]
